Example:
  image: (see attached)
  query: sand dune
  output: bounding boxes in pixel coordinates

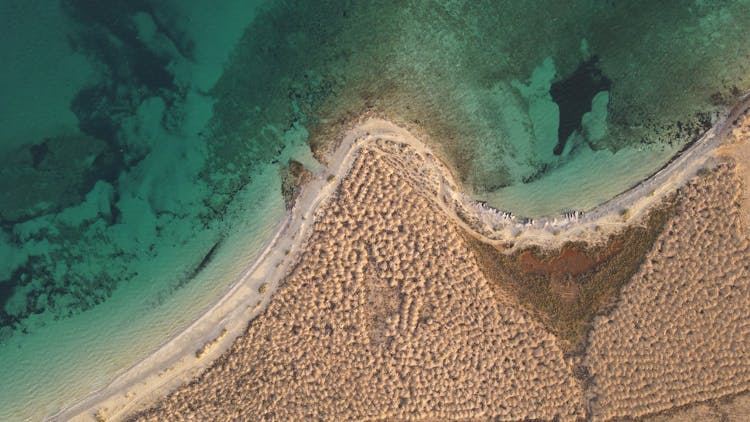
[582,111,750,421]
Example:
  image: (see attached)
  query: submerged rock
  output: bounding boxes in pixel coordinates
[280,159,313,210]
[551,56,612,155]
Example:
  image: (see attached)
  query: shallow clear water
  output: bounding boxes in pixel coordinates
[1,0,749,419]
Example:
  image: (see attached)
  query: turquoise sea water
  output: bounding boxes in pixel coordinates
[1,1,749,419]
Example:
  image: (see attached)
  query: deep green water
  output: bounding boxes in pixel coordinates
[1,0,749,419]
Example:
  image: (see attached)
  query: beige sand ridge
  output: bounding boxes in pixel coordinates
[317,95,750,254]
[451,93,750,250]
[649,392,750,422]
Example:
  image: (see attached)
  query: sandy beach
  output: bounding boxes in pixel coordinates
[56,98,750,420]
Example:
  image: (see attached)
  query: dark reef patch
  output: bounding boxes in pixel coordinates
[64,0,183,146]
[0,250,127,342]
[84,148,125,193]
[63,0,176,91]
[0,134,118,225]
[69,85,120,145]
[188,240,223,281]
[0,256,52,334]
[29,142,49,169]
[551,56,612,155]
[0,278,15,322]
[0,0,201,340]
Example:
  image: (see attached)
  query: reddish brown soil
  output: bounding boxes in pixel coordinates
[518,241,624,281]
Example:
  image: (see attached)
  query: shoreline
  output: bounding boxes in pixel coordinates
[451,92,750,250]
[52,96,750,421]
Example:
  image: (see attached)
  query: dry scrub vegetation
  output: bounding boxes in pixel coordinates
[584,162,750,421]
[133,127,750,420]
[280,159,312,209]
[132,148,584,421]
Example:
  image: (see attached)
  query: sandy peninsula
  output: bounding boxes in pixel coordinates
[55,97,750,421]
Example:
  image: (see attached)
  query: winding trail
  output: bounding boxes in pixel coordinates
[52,95,750,421]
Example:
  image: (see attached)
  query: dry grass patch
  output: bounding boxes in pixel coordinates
[463,199,677,353]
